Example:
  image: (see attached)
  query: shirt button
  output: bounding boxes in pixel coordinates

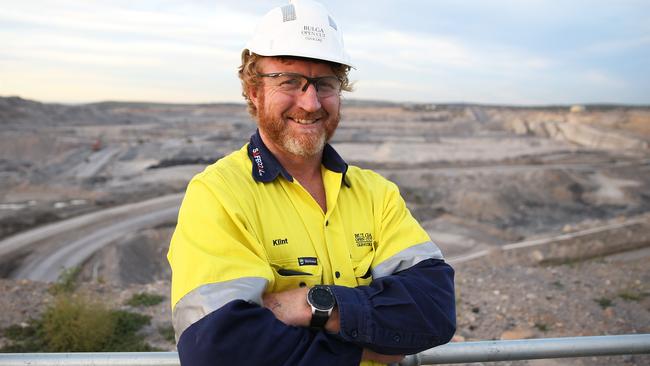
[325,220,329,226]
[335,271,340,278]
[393,334,401,343]
[299,282,307,288]
[350,329,358,338]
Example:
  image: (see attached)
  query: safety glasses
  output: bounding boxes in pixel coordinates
[257,72,342,98]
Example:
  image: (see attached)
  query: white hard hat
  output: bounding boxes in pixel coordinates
[245,0,354,68]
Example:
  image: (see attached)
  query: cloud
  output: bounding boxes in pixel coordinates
[1,57,239,104]
[0,0,250,102]
[582,70,626,88]
[0,1,253,48]
[0,30,236,67]
[347,29,553,78]
[582,35,650,54]
[1,0,647,104]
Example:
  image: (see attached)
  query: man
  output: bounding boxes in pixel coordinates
[167,1,456,365]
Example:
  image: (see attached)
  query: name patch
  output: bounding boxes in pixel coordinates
[298,257,318,266]
[273,238,288,246]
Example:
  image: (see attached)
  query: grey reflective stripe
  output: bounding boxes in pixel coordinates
[328,15,337,30]
[372,241,444,279]
[172,277,268,340]
[281,4,296,22]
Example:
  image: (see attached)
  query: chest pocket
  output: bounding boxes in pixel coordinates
[352,248,374,286]
[269,257,323,293]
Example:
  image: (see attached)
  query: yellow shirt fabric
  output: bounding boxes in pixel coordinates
[168,140,434,366]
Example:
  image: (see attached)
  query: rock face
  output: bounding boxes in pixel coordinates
[501,107,650,151]
[556,122,648,150]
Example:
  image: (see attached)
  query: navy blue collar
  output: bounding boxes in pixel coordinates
[247,129,349,186]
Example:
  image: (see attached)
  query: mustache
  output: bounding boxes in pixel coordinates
[285,109,328,121]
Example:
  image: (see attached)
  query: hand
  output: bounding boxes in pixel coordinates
[263,287,341,333]
[324,306,340,333]
[263,287,311,327]
[361,349,405,364]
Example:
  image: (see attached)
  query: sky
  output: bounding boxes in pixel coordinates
[1,0,649,105]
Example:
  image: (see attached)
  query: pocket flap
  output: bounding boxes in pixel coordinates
[270,258,323,292]
[352,251,375,284]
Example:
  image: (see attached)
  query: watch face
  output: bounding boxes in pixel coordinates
[309,287,335,310]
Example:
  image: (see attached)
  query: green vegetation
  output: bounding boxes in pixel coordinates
[41,296,115,352]
[594,297,614,309]
[1,319,45,352]
[534,322,549,332]
[126,293,165,307]
[158,324,176,343]
[1,295,155,352]
[48,266,81,295]
[618,291,649,302]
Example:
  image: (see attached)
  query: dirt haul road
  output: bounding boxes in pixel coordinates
[0,194,182,282]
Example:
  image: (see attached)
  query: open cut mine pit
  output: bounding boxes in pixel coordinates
[0,97,649,363]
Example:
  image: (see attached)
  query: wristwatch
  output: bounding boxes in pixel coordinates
[306,285,336,328]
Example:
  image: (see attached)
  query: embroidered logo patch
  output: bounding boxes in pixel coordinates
[354,233,373,247]
[298,257,318,266]
[252,147,265,176]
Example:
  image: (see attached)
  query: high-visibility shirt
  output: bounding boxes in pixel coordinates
[168,130,456,366]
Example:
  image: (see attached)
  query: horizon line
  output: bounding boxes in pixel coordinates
[2,94,650,109]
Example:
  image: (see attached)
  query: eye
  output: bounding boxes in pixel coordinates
[277,75,303,89]
[315,77,341,92]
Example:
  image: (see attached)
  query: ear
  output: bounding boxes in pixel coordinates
[248,85,260,110]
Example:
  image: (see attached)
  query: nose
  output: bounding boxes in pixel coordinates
[295,83,322,112]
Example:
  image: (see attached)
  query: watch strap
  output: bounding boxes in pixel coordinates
[309,309,329,328]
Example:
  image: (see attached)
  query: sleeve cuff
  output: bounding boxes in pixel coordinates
[328,285,372,344]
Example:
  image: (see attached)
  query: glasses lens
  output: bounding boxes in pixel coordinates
[273,74,304,92]
[261,73,341,97]
[315,77,342,97]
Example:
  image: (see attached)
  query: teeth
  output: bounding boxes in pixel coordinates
[293,118,317,125]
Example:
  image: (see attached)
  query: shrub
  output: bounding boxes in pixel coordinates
[48,266,81,295]
[1,295,155,352]
[103,310,154,351]
[534,322,549,332]
[41,296,114,352]
[126,293,164,307]
[1,319,45,352]
[618,291,649,302]
[594,297,613,309]
[158,324,176,343]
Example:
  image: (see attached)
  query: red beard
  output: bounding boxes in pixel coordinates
[256,90,340,157]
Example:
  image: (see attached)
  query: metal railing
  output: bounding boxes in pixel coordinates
[402,334,650,365]
[1,334,648,365]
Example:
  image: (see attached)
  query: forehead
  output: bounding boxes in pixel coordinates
[258,56,335,75]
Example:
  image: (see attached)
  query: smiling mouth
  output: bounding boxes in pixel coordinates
[289,117,319,125]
